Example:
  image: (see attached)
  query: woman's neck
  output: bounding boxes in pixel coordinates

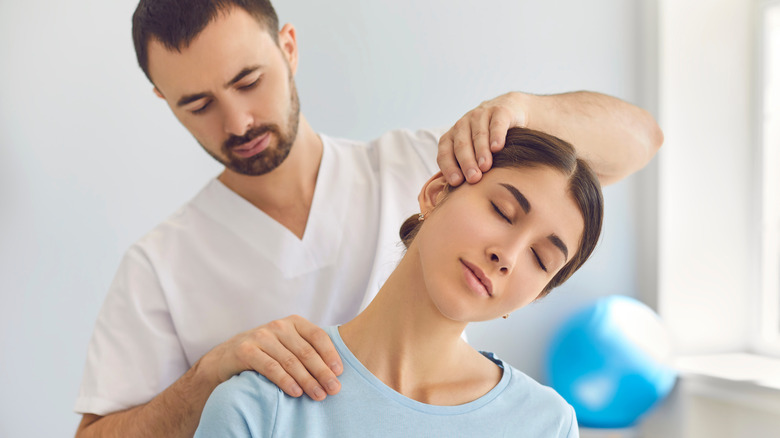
[339,250,502,405]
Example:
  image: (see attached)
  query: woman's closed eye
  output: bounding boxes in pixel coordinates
[491,201,512,224]
[531,248,547,272]
[490,199,548,271]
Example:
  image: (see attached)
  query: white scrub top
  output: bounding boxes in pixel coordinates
[74,129,441,415]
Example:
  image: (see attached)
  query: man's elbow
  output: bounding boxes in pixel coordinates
[629,110,664,175]
[649,121,664,155]
[602,117,663,185]
[642,111,664,160]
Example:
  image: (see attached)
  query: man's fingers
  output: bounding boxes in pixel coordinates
[488,106,513,152]
[257,335,330,401]
[437,133,465,186]
[284,321,343,396]
[295,322,343,376]
[438,95,525,185]
[470,109,493,172]
[238,341,305,398]
[451,123,482,184]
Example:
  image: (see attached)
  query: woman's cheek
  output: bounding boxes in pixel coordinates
[505,276,541,308]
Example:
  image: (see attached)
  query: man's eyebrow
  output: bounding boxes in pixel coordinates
[176,65,262,108]
[177,92,209,108]
[224,65,261,88]
[500,183,530,214]
[548,234,569,261]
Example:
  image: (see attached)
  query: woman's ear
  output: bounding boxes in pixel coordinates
[418,172,450,213]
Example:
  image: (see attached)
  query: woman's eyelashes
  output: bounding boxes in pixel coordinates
[490,200,548,272]
[531,248,548,272]
[491,201,512,224]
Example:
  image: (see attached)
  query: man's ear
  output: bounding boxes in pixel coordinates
[153,87,164,99]
[418,172,450,214]
[278,23,298,75]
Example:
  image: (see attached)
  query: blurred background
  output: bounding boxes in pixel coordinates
[1,0,778,436]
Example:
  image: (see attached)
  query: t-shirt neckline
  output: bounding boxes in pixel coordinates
[326,325,511,415]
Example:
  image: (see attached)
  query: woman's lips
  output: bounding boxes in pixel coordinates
[232,132,271,158]
[460,259,493,297]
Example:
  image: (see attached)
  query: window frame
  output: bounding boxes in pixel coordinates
[753,0,780,356]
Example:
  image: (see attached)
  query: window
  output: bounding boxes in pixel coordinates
[757,0,780,354]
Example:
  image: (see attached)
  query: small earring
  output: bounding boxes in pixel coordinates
[418,213,425,221]
[502,314,509,319]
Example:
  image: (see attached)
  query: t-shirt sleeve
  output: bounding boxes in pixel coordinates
[195,372,280,438]
[565,405,580,438]
[74,245,190,415]
[406,128,447,176]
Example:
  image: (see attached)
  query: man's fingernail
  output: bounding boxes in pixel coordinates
[290,384,303,396]
[450,173,461,184]
[330,362,341,373]
[326,379,339,392]
[313,386,326,399]
[466,168,478,180]
[491,141,499,150]
[478,157,486,167]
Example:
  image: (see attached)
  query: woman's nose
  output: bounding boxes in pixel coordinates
[490,252,510,275]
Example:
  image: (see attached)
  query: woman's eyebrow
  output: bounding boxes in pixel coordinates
[499,183,530,214]
[548,234,569,261]
[499,183,569,261]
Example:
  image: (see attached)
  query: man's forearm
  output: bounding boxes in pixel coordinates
[521,91,664,185]
[75,358,218,438]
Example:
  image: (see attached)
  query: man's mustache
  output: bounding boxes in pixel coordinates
[223,125,278,151]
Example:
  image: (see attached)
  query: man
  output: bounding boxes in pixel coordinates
[74,0,663,437]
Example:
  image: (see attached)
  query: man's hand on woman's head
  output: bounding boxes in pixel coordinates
[437,92,529,186]
[438,90,664,187]
[201,315,343,401]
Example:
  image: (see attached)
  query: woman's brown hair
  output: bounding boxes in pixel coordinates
[399,127,604,298]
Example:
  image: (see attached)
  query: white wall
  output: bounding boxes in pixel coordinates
[0,1,648,436]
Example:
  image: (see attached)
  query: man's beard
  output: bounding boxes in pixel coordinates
[203,75,301,176]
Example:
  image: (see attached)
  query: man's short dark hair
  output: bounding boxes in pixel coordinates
[132,0,279,84]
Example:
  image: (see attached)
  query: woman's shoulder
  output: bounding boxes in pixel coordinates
[196,371,283,437]
[483,354,573,414]
[209,370,283,409]
[482,358,576,436]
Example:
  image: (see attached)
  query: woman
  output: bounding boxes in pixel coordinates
[194,127,603,437]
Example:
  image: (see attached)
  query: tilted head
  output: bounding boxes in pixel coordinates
[133,0,301,177]
[400,127,603,320]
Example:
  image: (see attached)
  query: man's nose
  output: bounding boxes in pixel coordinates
[222,102,253,137]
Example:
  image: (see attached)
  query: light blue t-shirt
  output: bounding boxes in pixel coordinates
[195,326,578,438]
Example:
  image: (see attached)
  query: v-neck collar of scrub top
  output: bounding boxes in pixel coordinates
[190,135,353,279]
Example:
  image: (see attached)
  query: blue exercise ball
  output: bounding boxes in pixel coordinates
[546,295,677,429]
